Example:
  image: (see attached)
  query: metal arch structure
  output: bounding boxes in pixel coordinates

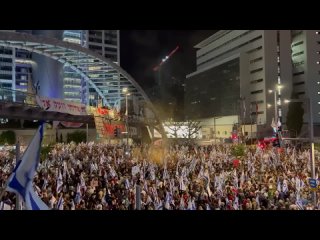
[0,31,167,140]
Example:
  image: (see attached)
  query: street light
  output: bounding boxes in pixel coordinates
[122,88,130,152]
[285,98,316,206]
[213,116,222,144]
[268,84,283,123]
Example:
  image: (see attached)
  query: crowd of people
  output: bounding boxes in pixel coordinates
[1,141,320,210]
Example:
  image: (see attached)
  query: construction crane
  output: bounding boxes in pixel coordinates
[152,45,179,72]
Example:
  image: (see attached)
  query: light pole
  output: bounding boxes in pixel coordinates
[213,116,222,144]
[122,88,130,151]
[268,84,283,123]
[285,98,316,206]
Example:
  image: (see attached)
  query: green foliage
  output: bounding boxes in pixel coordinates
[286,92,304,137]
[67,131,86,144]
[231,144,245,157]
[315,143,320,152]
[0,130,16,145]
[40,143,54,161]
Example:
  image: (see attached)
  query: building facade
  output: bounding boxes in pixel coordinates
[63,30,120,105]
[0,30,120,106]
[186,30,320,137]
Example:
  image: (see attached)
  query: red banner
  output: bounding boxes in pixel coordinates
[102,123,126,136]
[96,107,120,120]
[61,121,84,128]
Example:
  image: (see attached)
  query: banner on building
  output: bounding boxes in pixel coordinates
[97,107,120,120]
[102,122,126,136]
[60,122,84,128]
[36,96,87,116]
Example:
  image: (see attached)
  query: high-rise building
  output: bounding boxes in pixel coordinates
[0,30,120,106]
[62,30,87,103]
[62,30,120,105]
[86,30,119,64]
[0,30,34,101]
[186,30,320,136]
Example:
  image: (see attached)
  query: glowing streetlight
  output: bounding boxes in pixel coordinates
[268,84,283,123]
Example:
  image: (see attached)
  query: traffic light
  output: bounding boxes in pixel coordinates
[114,127,121,137]
[114,127,118,137]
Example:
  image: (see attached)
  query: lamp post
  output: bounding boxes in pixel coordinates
[268,84,283,123]
[213,116,222,144]
[122,88,130,151]
[285,98,316,207]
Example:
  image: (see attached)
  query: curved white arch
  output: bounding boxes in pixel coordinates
[0,31,166,138]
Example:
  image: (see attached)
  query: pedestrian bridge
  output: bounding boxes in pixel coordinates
[0,31,165,138]
[0,87,94,123]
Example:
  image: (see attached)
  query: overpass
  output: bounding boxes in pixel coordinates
[0,87,94,124]
[0,31,166,139]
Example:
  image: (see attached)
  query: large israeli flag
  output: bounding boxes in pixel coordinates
[5,124,49,210]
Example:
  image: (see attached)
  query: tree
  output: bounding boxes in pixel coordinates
[0,130,16,145]
[182,119,202,140]
[40,143,54,161]
[67,131,86,144]
[286,92,304,137]
[231,144,245,157]
[60,133,63,143]
[163,119,184,138]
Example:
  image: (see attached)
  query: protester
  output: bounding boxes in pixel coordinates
[1,141,319,210]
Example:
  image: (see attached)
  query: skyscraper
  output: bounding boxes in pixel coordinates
[186,30,320,136]
[62,30,120,105]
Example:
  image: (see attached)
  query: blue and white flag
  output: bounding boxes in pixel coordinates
[74,183,82,205]
[56,170,63,194]
[282,180,288,193]
[56,194,64,210]
[277,180,281,192]
[5,124,49,210]
[296,199,304,210]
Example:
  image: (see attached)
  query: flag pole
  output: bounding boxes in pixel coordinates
[15,141,21,210]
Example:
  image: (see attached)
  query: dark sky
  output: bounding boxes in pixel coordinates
[120,30,217,89]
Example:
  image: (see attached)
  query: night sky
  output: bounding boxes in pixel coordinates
[120,30,217,90]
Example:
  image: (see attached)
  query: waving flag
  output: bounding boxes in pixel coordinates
[56,194,64,210]
[277,179,281,192]
[74,183,82,205]
[56,170,63,194]
[271,118,277,134]
[282,180,288,193]
[5,124,49,210]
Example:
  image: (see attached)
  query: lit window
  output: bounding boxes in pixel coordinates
[316,31,319,34]
[318,102,320,104]
[318,82,320,84]
[318,92,320,94]
[317,61,320,64]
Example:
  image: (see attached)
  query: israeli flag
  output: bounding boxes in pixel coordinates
[56,195,64,210]
[56,170,63,194]
[282,180,288,193]
[74,183,82,205]
[5,124,49,210]
[277,180,281,192]
[296,199,304,210]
